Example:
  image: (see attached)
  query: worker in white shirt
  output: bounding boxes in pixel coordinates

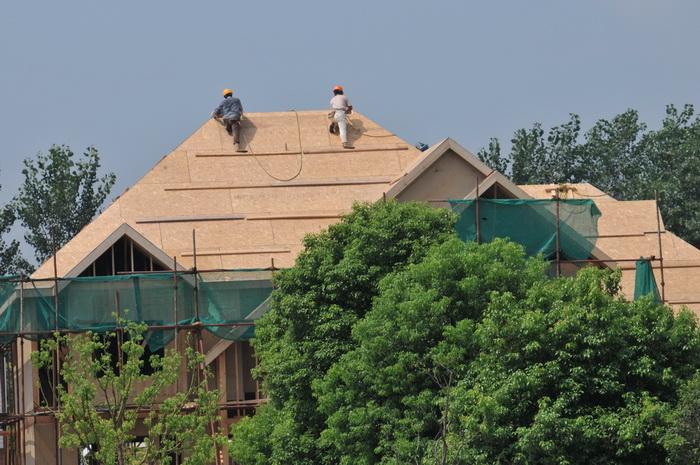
[329,86,353,149]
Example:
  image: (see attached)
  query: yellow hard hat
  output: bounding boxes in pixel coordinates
[333,85,343,92]
[222,89,233,97]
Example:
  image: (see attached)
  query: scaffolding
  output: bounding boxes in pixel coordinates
[447,195,664,293]
[0,193,672,464]
[0,267,274,465]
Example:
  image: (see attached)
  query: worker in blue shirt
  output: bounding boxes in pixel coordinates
[212,89,245,152]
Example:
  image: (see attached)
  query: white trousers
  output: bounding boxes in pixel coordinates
[332,110,347,143]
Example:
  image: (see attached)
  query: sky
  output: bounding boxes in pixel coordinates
[1,1,699,261]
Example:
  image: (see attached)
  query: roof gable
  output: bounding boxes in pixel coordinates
[65,223,183,278]
[384,138,531,206]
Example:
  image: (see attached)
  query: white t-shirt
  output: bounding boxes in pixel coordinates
[330,95,351,110]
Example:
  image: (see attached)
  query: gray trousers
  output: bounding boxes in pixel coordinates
[224,119,241,145]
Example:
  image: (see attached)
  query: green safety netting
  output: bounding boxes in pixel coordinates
[634,258,661,303]
[199,275,272,341]
[449,198,601,260]
[0,278,20,345]
[0,271,272,350]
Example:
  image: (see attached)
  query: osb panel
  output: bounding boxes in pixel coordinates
[191,254,224,270]
[519,183,614,201]
[299,113,337,146]
[397,146,424,170]
[219,250,300,270]
[345,114,410,148]
[596,200,663,236]
[667,234,700,260]
[239,112,325,151]
[595,234,662,261]
[299,151,404,179]
[134,223,164,249]
[187,148,408,186]
[138,150,192,184]
[174,119,224,151]
[159,220,275,253]
[117,185,173,218]
[335,184,389,204]
[189,155,305,184]
[156,188,235,217]
[95,197,124,218]
[663,266,700,296]
[228,185,353,215]
[270,218,338,246]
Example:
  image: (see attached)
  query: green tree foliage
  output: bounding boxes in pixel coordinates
[316,239,700,465]
[230,200,457,465]
[14,144,116,263]
[477,104,700,248]
[31,323,225,465]
[0,197,33,275]
[315,238,550,465]
[665,372,700,464]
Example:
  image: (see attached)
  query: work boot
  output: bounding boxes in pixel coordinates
[329,123,337,134]
[233,143,240,151]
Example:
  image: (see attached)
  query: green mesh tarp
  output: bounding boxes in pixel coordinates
[449,198,601,260]
[199,277,272,341]
[0,272,273,350]
[0,278,20,345]
[634,258,661,303]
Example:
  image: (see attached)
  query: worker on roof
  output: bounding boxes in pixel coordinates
[329,85,353,149]
[212,89,246,152]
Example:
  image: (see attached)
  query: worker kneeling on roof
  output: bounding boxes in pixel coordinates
[329,85,353,149]
[212,89,246,152]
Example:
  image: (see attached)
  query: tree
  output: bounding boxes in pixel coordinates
[453,269,699,464]
[315,238,550,465]
[14,144,116,263]
[230,200,458,465]
[231,199,700,464]
[638,105,700,248]
[0,197,33,275]
[315,240,700,464]
[665,373,700,464]
[31,322,225,465]
[477,104,700,248]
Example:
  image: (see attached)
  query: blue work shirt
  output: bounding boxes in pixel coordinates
[212,96,243,120]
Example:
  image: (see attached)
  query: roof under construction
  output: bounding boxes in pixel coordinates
[32,111,427,278]
[22,110,700,315]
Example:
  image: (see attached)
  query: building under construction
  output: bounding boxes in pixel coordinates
[0,111,698,464]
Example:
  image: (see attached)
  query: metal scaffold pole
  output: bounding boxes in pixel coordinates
[555,193,561,278]
[475,179,481,245]
[52,231,62,465]
[655,190,666,303]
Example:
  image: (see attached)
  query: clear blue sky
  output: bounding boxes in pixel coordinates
[1,0,698,255]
